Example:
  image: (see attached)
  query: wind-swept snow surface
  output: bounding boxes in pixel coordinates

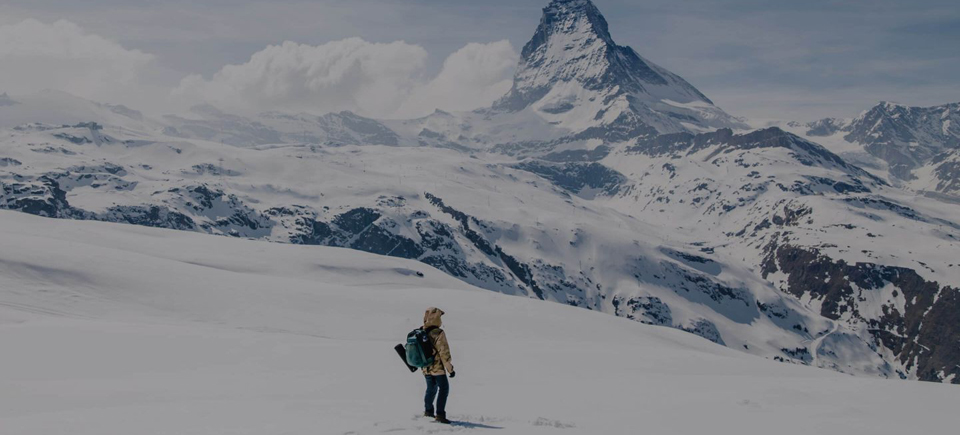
[0,211,957,434]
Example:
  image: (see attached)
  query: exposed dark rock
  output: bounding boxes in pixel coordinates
[934,158,960,194]
[333,207,381,234]
[348,217,424,259]
[661,248,721,276]
[514,161,625,196]
[53,133,92,144]
[612,295,673,326]
[98,205,196,230]
[781,347,813,364]
[662,261,756,324]
[804,176,871,194]
[762,242,960,383]
[0,158,22,167]
[0,176,71,218]
[426,192,547,299]
[191,163,240,177]
[683,318,725,345]
[289,218,333,246]
[540,145,611,162]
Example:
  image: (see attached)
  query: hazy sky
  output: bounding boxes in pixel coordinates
[1,0,957,120]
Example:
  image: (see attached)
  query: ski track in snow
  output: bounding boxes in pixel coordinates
[807,322,840,368]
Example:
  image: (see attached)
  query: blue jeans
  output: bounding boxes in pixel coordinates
[424,374,449,415]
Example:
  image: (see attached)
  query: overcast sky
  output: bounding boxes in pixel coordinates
[1,0,957,120]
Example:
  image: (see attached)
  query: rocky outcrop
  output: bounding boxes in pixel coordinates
[514,161,625,196]
[762,242,960,384]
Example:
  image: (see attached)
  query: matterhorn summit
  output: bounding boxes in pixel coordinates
[494,0,746,135]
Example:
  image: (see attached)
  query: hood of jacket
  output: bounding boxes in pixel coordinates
[423,307,444,329]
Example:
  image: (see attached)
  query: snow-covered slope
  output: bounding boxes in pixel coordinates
[2,115,893,377]
[160,105,402,148]
[5,95,960,382]
[602,127,960,382]
[2,211,958,434]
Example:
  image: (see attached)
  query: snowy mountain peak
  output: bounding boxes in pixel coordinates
[536,0,615,47]
[497,0,682,109]
[494,0,745,135]
[878,101,906,110]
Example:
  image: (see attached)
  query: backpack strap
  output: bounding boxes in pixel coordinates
[422,325,441,356]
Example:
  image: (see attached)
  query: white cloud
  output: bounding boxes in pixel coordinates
[0,18,519,119]
[0,19,155,101]
[177,39,519,119]
[176,38,429,118]
[398,40,518,118]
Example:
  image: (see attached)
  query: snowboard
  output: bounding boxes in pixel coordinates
[394,344,418,373]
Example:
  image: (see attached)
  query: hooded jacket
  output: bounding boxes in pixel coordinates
[422,307,454,376]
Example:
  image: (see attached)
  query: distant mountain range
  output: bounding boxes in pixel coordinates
[784,102,960,199]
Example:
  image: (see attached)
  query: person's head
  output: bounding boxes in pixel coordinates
[424,307,445,328]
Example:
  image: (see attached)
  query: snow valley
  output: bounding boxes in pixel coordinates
[1,1,960,430]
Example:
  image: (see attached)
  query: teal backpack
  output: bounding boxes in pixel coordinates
[405,326,438,368]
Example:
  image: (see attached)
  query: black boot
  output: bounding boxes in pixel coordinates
[435,413,451,424]
[424,410,435,418]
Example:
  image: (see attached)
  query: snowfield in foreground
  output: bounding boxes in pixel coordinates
[0,211,957,434]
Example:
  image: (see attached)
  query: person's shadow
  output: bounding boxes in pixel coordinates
[449,420,504,430]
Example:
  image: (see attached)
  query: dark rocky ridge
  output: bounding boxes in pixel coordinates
[514,161,625,196]
[763,242,960,384]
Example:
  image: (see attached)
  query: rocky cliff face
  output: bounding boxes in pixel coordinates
[762,243,960,382]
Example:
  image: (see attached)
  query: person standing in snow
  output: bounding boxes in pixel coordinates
[422,307,455,424]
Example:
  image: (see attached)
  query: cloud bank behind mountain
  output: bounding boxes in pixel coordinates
[0,19,517,118]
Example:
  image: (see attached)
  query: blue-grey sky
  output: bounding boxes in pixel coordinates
[1,0,957,120]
